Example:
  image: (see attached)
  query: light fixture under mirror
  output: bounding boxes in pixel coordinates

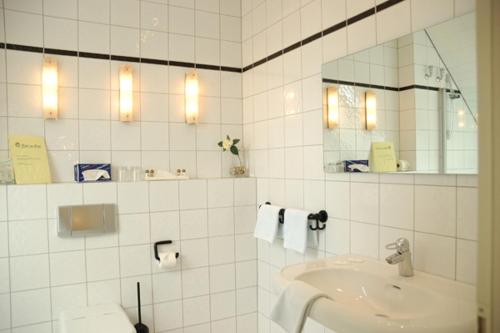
[364,91,377,131]
[325,86,339,129]
[322,12,477,175]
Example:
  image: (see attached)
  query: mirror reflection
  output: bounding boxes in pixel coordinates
[322,13,477,174]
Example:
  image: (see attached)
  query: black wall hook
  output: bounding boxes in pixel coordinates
[154,240,180,261]
[260,202,328,230]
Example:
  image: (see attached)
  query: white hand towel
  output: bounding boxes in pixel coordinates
[270,280,329,333]
[283,209,310,254]
[254,204,281,243]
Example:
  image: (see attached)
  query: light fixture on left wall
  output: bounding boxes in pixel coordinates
[119,65,134,122]
[42,58,58,119]
[185,71,199,124]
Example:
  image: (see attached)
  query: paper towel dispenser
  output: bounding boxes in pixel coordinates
[58,204,116,237]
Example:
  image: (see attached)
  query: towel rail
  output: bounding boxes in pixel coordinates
[259,202,328,230]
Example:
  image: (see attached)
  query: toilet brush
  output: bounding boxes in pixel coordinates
[135,282,149,333]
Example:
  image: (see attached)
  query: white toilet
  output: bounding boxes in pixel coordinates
[59,303,135,333]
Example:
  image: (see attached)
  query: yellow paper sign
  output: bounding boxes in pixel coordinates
[9,135,52,184]
[370,142,397,173]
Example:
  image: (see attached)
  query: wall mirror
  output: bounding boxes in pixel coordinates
[322,13,477,174]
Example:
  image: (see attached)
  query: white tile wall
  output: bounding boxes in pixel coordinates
[0,0,243,181]
[0,178,257,333]
[1,1,480,333]
[241,0,477,331]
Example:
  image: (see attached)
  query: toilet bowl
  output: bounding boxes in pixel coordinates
[59,303,135,333]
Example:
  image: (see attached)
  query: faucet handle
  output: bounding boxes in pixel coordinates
[385,237,410,253]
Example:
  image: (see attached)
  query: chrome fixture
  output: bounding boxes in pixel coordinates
[385,237,414,277]
[424,65,433,79]
[436,67,445,82]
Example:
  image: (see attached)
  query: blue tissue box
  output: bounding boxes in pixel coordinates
[344,160,369,172]
[74,164,112,183]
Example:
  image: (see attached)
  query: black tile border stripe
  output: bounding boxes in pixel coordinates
[169,60,195,68]
[195,63,221,71]
[323,78,460,94]
[240,0,407,73]
[78,51,110,60]
[44,48,78,56]
[283,41,302,54]
[400,84,459,93]
[323,78,399,91]
[347,8,376,25]
[140,58,169,65]
[0,43,242,73]
[376,0,406,12]
[267,50,284,62]
[253,57,267,68]
[6,44,44,53]
[110,55,141,62]
[301,31,323,46]
[242,64,253,72]
[220,66,243,73]
[322,21,348,36]
[0,0,403,75]
[400,84,438,92]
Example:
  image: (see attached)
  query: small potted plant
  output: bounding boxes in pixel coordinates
[218,135,246,177]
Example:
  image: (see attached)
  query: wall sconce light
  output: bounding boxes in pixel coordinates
[457,109,465,128]
[42,58,58,119]
[119,66,133,122]
[185,71,199,124]
[365,91,377,131]
[326,86,339,128]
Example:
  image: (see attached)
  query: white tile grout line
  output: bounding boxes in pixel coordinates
[201,180,214,328]
[232,178,239,332]
[175,179,185,329]
[0,5,10,329]
[4,177,12,328]
[454,175,459,280]
[138,0,143,182]
[75,0,81,171]
[146,179,156,330]
[43,164,54,331]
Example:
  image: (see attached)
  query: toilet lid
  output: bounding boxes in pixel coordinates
[59,303,135,333]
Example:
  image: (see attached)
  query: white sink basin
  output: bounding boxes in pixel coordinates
[274,255,476,333]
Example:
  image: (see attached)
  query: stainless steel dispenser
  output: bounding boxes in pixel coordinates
[58,204,117,237]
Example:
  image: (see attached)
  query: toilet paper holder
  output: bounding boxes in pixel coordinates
[154,240,180,261]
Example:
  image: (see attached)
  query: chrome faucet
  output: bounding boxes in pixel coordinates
[385,238,414,277]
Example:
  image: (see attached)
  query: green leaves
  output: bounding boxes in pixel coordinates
[218,135,240,156]
[230,145,239,156]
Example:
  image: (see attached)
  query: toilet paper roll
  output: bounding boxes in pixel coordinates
[397,160,410,172]
[158,251,177,269]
